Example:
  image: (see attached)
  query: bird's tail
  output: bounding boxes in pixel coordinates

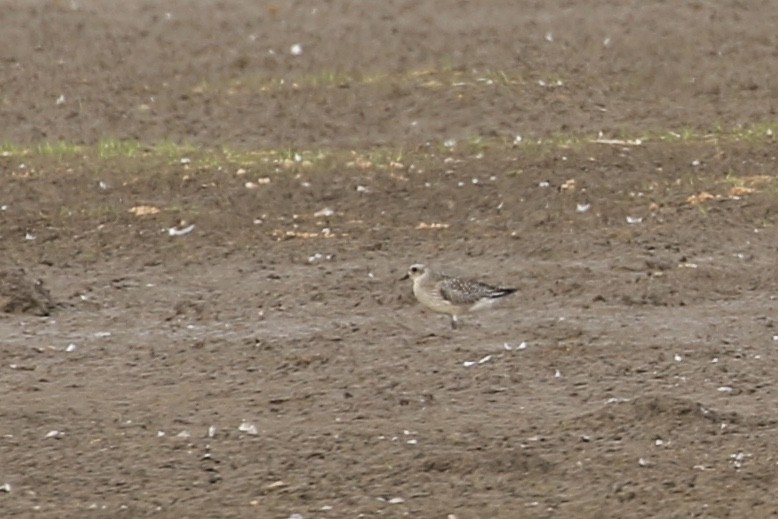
[489,288,517,299]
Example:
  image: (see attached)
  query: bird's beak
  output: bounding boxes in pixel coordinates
[399,273,409,281]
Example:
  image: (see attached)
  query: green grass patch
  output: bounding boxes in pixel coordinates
[195,66,540,96]
[1,120,775,176]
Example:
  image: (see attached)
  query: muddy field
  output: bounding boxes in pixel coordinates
[1,1,777,517]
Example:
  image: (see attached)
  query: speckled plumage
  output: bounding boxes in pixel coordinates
[404,263,516,329]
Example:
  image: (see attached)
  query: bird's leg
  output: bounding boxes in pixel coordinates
[450,315,459,329]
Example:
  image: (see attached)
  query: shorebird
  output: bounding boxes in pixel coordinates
[401,263,517,329]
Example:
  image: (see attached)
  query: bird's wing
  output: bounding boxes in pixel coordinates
[438,277,501,305]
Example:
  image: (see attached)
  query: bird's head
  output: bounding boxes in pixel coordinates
[401,263,427,281]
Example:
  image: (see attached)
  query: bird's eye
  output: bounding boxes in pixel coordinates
[410,266,419,273]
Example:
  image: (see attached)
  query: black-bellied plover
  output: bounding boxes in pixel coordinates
[402,263,516,329]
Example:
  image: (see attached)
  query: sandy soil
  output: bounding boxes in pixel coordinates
[1,1,777,517]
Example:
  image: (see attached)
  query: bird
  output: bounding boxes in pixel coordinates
[401,263,517,329]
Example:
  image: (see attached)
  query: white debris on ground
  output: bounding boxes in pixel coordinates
[238,420,258,435]
[167,223,195,236]
[463,341,528,367]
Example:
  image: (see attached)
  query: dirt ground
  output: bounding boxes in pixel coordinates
[1,1,778,517]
